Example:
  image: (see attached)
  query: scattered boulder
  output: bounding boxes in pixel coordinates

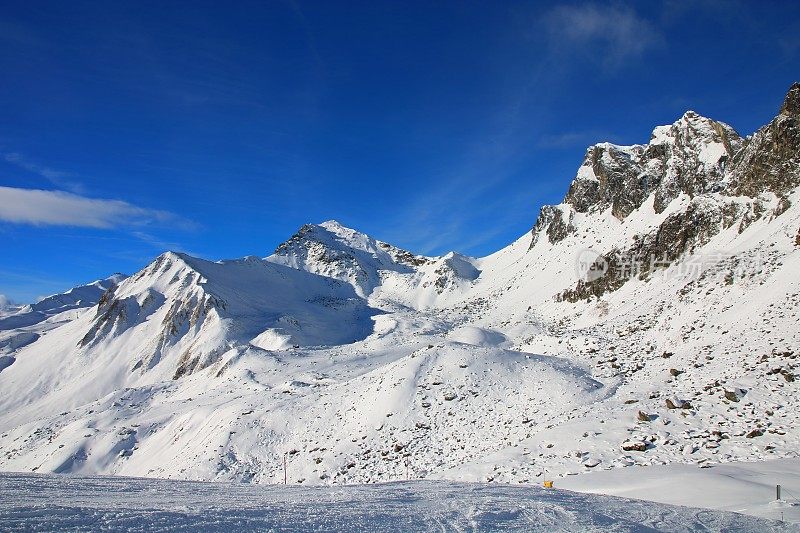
[746,428,764,439]
[724,390,740,402]
[724,388,747,402]
[637,411,651,422]
[621,439,648,452]
[665,398,691,409]
[669,368,684,377]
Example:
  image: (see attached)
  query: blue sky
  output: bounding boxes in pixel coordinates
[1,1,799,303]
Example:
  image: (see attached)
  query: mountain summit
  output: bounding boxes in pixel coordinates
[268,220,429,298]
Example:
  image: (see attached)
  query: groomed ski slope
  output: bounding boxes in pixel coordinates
[0,472,790,532]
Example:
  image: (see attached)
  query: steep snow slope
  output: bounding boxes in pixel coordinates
[0,274,127,373]
[0,84,798,499]
[0,252,375,421]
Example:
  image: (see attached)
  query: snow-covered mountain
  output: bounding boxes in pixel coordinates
[0,274,125,331]
[0,274,126,370]
[0,83,798,490]
[266,219,481,308]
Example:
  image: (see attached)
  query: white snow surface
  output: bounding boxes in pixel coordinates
[561,458,800,525]
[0,472,790,532]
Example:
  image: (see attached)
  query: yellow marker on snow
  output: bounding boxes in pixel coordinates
[543,480,554,488]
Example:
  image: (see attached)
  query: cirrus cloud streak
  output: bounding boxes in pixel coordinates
[0,186,190,229]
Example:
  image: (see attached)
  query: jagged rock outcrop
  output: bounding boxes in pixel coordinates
[541,83,799,301]
[728,82,800,198]
[564,143,652,219]
[560,112,743,221]
[530,205,576,248]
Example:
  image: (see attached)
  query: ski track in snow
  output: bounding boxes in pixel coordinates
[0,472,791,532]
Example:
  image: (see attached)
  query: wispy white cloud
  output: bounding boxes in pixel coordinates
[537,129,622,149]
[130,231,205,258]
[0,186,191,229]
[0,294,12,310]
[544,3,663,70]
[3,152,85,193]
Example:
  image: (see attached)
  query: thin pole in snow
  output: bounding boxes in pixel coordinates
[284,452,287,485]
[777,484,781,500]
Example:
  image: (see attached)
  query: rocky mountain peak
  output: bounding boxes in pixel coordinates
[780,82,800,116]
[268,221,430,297]
[728,83,800,197]
[533,84,800,284]
[559,109,742,225]
[543,84,800,301]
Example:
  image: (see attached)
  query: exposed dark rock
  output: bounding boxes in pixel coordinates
[665,398,691,409]
[729,85,800,197]
[780,82,800,116]
[564,144,655,219]
[746,428,764,439]
[621,439,648,452]
[557,196,740,302]
[540,83,799,300]
[530,205,576,248]
[665,399,679,409]
[724,390,740,402]
[774,196,792,217]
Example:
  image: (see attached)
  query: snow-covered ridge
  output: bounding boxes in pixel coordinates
[78,251,377,379]
[267,220,432,298]
[0,274,126,332]
[267,220,482,308]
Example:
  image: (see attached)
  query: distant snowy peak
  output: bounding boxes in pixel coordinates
[31,273,127,315]
[0,273,127,331]
[268,220,432,297]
